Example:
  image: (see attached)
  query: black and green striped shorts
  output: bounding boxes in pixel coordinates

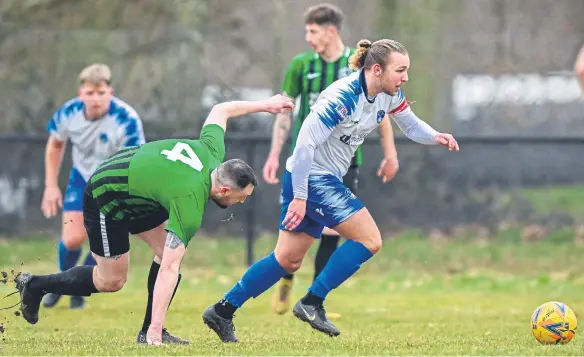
[83,147,167,257]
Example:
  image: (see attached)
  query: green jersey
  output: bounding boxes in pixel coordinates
[282,46,362,166]
[88,124,225,246]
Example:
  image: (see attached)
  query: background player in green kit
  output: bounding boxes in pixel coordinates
[14,94,295,346]
[263,3,399,316]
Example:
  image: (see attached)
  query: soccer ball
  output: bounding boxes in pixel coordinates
[531,301,577,344]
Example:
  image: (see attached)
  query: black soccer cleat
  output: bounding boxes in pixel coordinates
[42,293,62,308]
[292,299,340,337]
[136,328,190,344]
[14,273,45,325]
[202,305,238,342]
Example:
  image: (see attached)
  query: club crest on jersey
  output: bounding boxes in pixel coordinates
[376,110,386,123]
[99,133,109,143]
[335,103,350,121]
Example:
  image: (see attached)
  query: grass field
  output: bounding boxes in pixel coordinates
[520,184,584,218]
[0,232,583,356]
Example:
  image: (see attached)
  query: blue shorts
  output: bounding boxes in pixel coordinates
[63,168,87,212]
[279,170,364,239]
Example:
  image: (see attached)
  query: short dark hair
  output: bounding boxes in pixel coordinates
[216,159,258,189]
[304,3,344,30]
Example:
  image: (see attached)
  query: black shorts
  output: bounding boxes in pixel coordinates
[83,188,168,257]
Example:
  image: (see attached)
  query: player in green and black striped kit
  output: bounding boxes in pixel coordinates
[263,4,365,316]
[15,95,294,345]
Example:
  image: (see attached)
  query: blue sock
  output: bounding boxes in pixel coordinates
[82,252,97,266]
[57,240,82,272]
[309,240,374,299]
[224,252,288,307]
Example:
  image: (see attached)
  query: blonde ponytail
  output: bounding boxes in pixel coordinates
[349,39,372,70]
[349,39,408,71]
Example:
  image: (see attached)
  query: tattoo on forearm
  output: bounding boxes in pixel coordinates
[165,232,184,250]
[273,117,291,149]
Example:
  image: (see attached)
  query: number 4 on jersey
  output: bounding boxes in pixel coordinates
[161,142,203,171]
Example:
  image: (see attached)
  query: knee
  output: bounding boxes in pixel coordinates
[283,259,303,273]
[358,232,382,255]
[96,274,127,292]
[274,250,304,273]
[368,237,382,254]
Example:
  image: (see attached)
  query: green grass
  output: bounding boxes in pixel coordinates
[520,184,584,218]
[1,233,584,355]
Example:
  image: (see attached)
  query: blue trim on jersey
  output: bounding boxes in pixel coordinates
[124,119,137,136]
[63,168,87,212]
[60,98,84,122]
[125,136,140,146]
[110,99,136,126]
[397,88,404,101]
[47,98,84,132]
[47,118,57,133]
[123,119,141,146]
[318,77,361,129]
[279,170,364,238]
[110,99,142,146]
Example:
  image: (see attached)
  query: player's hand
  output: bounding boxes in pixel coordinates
[434,133,459,152]
[261,94,294,114]
[282,198,306,230]
[41,186,63,218]
[146,326,163,346]
[377,156,399,183]
[263,154,280,184]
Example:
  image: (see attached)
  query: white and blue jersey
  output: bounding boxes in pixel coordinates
[47,97,145,211]
[280,70,439,237]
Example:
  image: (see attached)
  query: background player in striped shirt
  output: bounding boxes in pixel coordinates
[15,95,294,346]
[41,64,145,310]
[263,3,399,316]
[204,39,458,342]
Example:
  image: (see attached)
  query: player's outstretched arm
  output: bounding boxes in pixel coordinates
[390,108,459,151]
[203,95,294,132]
[146,231,186,345]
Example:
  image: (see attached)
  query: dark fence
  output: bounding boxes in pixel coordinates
[2,134,584,264]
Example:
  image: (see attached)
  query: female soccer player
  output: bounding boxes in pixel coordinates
[203,38,459,342]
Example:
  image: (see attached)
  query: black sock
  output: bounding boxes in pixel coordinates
[282,273,294,281]
[28,266,98,296]
[214,298,237,319]
[314,234,340,282]
[141,260,182,333]
[301,291,324,306]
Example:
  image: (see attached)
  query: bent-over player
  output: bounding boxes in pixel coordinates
[15,95,294,345]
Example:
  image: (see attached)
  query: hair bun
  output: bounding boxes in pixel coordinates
[357,39,372,49]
